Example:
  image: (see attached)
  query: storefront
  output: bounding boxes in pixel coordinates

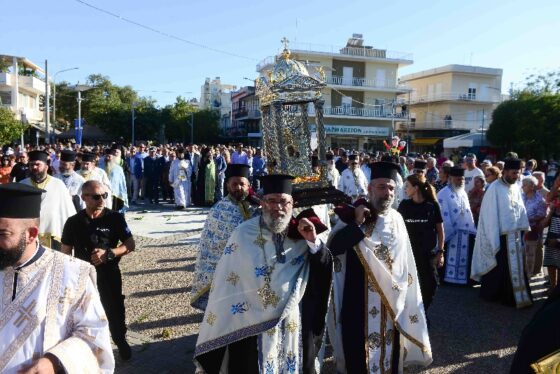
[311,124,391,152]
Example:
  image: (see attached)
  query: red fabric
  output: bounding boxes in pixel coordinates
[334,198,377,225]
[287,208,328,240]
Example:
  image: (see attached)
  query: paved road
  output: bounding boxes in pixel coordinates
[114,204,546,373]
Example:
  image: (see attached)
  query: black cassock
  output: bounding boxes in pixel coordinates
[329,223,400,374]
[510,285,560,373]
[196,244,332,374]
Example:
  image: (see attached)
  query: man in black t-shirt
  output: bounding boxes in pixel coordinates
[61,180,135,360]
[10,152,29,182]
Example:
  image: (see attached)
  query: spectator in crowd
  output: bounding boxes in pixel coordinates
[463,153,484,193]
[0,155,13,184]
[533,171,550,201]
[468,175,486,225]
[521,176,548,277]
[10,151,29,182]
[484,166,501,185]
[231,143,248,165]
[143,147,164,204]
[251,147,267,191]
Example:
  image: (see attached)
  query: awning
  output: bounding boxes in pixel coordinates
[444,132,492,149]
[412,137,441,146]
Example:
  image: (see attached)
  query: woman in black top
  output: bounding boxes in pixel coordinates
[398,174,445,311]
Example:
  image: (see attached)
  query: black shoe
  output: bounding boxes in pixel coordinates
[176,205,184,210]
[117,340,132,361]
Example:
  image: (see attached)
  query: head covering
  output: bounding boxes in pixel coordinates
[504,158,522,170]
[370,161,400,182]
[449,166,465,177]
[0,183,44,218]
[60,150,77,162]
[225,164,250,179]
[414,159,427,170]
[348,154,357,161]
[326,154,334,161]
[28,150,49,163]
[81,152,96,163]
[260,174,295,195]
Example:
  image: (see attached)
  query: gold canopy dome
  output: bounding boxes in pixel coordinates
[270,48,310,84]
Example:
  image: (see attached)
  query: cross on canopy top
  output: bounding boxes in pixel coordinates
[281,37,290,50]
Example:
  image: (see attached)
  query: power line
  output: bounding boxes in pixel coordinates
[73,0,258,62]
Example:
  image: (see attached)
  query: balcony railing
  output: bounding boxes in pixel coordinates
[282,104,407,119]
[234,109,261,119]
[409,92,502,104]
[327,75,410,90]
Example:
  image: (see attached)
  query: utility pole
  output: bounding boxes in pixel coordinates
[480,108,485,148]
[190,112,194,144]
[131,103,137,146]
[44,60,50,144]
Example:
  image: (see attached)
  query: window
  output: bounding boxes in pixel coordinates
[0,92,11,105]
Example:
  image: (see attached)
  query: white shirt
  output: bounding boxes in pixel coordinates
[464,167,484,193]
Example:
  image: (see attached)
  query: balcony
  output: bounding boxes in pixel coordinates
[408,92,502,104]
[327,75,410,91]
[0,72,45,94]
[283,104,407,120]
[234,108,261,120]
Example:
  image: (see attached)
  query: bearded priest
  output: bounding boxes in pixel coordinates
[327,161,432,374]
[0,183,114,373]
[194,174,333,374]
[471,158,532,308]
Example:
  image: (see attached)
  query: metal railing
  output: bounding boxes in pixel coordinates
[327,75,410,90]
[282,104,406,119]
[409,92,502,104]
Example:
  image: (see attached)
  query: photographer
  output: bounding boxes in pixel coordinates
[61,180,135,360]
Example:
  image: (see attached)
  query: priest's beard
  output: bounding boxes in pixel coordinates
[228,189,247,201]
[105,159,116,175]
[451,182,465,194]
[30,170,48,183]
[262,209,291,234]
[0,232,27,270]
[369,192,393,213]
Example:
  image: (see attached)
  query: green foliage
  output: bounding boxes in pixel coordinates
[487,74,560,159]
[0,107,25,144]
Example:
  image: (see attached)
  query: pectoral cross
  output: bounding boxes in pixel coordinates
[59,288,74,305]
[14,300,37,328]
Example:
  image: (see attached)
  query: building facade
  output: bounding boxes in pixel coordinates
[256,34,413,151]
[199,77,237,138]
[0,55,47,142]
[230,86,261,146]
[398,64,503,152]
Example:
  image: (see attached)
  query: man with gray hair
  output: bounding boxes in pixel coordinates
[532,171,550,201]
[426,157,439,185]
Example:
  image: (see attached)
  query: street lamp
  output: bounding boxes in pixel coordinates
[53,67,79,137]
[73,84,92,146]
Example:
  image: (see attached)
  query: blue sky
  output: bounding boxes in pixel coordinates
[3,0,559,106]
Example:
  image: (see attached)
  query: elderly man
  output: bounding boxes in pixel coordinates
[191,164,258,311]
[533,171,550,201]
[79,152,113,210]
[437,166,477,285]
[61,180,135,360]
[472,158,533,308]
[194,175,332,373]
[338,154,368,202]
[328,161,432,373]
[20,150,76,250]
[426,157,439,185]
[414,159,428,177]
[54,150,86,212]
[0,183,113,373]
[104,148,129,213]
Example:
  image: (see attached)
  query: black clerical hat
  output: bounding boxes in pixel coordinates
[226,164,250,179]
[260,174,295,195]
[28,150,49,163]
[503,158,522,170]
[326,154,334,161]
[0,183,44,218]
[449,166,465,177]
[348,154,357,161]
[370,161,400,182]
[414,159,427,170]
[60,150,77,162]
[81,153,96,162]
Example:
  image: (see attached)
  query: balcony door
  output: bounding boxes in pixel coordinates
[342,67,353,86]
[342,96,352,115]
[376,69,386,88]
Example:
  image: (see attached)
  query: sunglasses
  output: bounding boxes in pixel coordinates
[86,192,109,201]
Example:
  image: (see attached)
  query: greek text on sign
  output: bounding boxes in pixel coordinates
[311,125,389,137]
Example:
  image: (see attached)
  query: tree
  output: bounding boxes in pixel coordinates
[0,107,25,145]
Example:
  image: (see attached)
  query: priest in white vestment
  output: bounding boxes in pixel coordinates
[79,152,113,210]
[471,158,533,308]
[326,154,340,189]
[437,166,477,285]
[191,164,258,311]
[168,147,192,209]
[194,175,333,374]
[20,150,76,251]
[54,150,86,212]
[0,183,114,374]
[104,149,129,213]
[328,161,432,374]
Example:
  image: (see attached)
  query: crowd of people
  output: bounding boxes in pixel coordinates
[1,139,560,373]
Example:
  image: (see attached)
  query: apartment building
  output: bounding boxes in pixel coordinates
[0,55,47,140]
[200,77,237,137]
[398,64,503,151]
[230,86,261,146]
[256,34,413,151]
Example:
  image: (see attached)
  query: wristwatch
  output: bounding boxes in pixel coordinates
[105,249,116,262]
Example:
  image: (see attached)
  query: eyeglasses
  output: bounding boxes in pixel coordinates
[263,199,293,208]
[85,192,109,201]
